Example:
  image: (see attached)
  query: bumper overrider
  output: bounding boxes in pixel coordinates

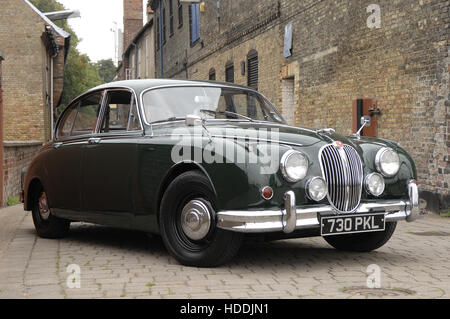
[217,180,424,234]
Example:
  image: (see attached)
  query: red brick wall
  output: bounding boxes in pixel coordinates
[123,0,143,53]
[0,52,4,206]
[3,142,42,205]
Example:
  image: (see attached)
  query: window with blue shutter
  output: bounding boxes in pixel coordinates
[189,4,200,44]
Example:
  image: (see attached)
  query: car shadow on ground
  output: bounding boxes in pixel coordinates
[25,223,416,269]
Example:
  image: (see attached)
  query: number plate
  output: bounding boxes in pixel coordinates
[320,213,386,236]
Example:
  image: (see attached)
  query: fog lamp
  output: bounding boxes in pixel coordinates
[365,173,385,197]
[306,177,327,202]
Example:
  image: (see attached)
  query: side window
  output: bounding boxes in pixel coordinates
[57,105,77,139]
[57,92,102,138]
[128,98,142,131]
[100,90,141,133]
[72,92,103,136]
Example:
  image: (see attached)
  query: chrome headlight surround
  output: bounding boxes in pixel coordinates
[375,147,400,177]
[306,177,328,202]
[364,173,385,197]
[280,150,309,183]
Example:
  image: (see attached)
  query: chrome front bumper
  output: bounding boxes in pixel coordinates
[217,181,424,234]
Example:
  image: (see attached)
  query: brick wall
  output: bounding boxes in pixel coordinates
[0,0,47,142]
[124,0,144,54]
[278,0,449,211]
[0,50,4,206]
[3,142,42,204]
[0,1,62,206]
[153,0,449,212]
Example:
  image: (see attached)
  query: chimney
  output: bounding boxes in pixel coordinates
[123,0,143,52]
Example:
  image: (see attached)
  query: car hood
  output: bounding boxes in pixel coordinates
[151,120,400,152]
[200,121,397,150]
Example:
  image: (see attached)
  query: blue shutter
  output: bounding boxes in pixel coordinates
[191,4,200,43]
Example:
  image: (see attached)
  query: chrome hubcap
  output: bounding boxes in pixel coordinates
[38,192,50,220]
[181,200,212,241]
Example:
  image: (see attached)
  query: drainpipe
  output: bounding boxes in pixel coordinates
[50,47,58,140]
[158,0,164,77]
[0,52,4,206]
[50,57,54,140]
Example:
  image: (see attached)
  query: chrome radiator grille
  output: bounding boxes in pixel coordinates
[319,144,363,213]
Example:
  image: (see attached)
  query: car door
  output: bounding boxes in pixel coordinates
[46,91,104,215]
[81,89,142,224]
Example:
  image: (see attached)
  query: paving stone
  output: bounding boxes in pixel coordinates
[0,212,448,299]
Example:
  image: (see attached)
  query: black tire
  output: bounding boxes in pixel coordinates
[159,170,243,267]
[31,185,70,239]
[323,221,397,252]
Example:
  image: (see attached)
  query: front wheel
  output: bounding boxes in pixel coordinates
[323,221,397,252]
[31,186,70,238]
[159,171,243,267]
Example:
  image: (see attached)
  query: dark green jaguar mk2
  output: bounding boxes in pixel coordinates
[22,79,423,267]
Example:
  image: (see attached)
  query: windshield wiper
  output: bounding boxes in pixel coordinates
[199,109,254,122]
[150,117,185,125]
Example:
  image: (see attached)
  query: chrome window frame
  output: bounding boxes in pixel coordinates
[55,86,144,142]
[55,89,106,142]
[139,84,287,129]
[96,88,144,136]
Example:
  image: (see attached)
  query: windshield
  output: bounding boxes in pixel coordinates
[142,86,285,124]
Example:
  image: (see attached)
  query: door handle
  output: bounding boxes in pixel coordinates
[88,138,101,145]
[53,142,63,149]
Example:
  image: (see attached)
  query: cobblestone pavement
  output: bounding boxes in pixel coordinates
[0,206,449,299]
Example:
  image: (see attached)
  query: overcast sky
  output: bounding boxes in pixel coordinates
[58,0,147,64]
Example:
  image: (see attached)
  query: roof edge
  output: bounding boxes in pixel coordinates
[123,18,154,57]
[23,0,71,39]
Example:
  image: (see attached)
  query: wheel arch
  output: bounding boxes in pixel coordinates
[156,161,217,219]
[25,177,45,211]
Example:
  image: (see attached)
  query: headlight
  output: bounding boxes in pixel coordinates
[375,148,400,177]
[280,150,309,182]
[365,173,385,196]
[306,177,327,201]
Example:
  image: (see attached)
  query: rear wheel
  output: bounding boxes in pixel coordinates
[159,171,243,267]
[323,221,397,252]
[31,185,70,238]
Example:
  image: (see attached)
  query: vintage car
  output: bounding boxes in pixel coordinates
[22,79,423,267]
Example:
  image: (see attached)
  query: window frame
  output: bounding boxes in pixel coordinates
[55,88,144,142]
[139,84,287,127]
[208,68,216,81]
[225,61,234,83]
[169,0,174,37]
[247,49,259,90]
[55,89,105,141]
[177,0,183,28]
[95,88,143,137]
[189,3,200,45]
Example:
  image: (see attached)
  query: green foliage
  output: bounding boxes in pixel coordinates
[95,59,117,83]
[440,211,450,218]
[7,195,20,207]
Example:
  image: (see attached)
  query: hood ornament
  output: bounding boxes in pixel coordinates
[333,141,344,148]
[316,128,335,135]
